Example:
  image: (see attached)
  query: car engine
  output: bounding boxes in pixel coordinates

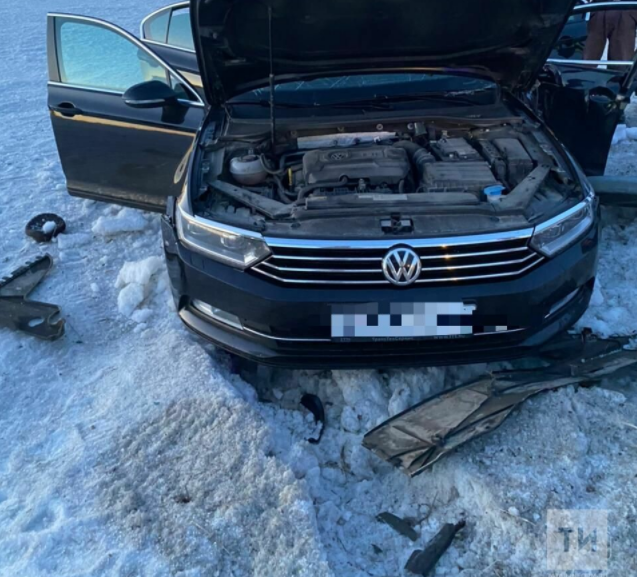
[302,146,411,191]
[200,122,563,221]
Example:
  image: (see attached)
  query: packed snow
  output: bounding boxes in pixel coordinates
[41,221,57,235]
[2,1,637,576]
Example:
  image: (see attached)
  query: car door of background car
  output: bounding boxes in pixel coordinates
[541,2,637,176]
[140,3,203,98]
[47,14,205,211]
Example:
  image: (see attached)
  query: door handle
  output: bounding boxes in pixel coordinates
[51,102,84,117]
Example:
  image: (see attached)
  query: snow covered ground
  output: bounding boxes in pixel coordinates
[2,2,637,576]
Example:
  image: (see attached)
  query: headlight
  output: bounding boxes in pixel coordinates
[176,201,270,269]
[530,195,595,257]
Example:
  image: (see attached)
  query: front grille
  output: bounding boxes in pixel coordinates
[251,230,544,286]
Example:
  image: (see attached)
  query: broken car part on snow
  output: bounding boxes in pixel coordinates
[405,520,466,577]
[300,393,326,444]
[376,512,420,542]
[364,332,637,476]
[25,212,66,243]
[0,255,65,340]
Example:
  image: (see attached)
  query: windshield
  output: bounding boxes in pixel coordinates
[231,73,498,107]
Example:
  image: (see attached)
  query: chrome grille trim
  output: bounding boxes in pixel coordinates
[419,246,529,261]
[269,245,530,262]
[252,229,543,286]
[262,228,534,250]
[261,263,381,274]
[259,252,538,274]
[269,255,383,262]
[253,256,544,285]
[253,267,388,285]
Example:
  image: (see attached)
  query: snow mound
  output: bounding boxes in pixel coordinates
[612,124,628,146]
[116,256,164,288]
[577,208,637,337]
[115,256,164,319]
[92,208,148,236]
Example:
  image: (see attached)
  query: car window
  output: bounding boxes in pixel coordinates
[550,5,637,66]
[567,13,586,24]
[55,19,189,95]
[167,9,194,50]
[144,10,170,44]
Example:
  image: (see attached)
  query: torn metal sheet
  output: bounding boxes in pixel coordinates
[0,255,65,341]
[363,335,637,477]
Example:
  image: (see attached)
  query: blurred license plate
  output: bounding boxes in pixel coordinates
[331,302,477,340]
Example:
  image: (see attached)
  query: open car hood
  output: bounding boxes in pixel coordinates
[192,0,577,105]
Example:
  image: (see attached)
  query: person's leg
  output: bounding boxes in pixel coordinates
[608,12,637,62]
[583,12,608,60]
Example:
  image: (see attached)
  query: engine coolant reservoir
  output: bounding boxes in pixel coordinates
[230,155,267,186]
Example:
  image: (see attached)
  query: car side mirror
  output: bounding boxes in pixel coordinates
[123,80,179,109]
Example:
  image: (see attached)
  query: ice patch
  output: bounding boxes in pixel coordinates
[57,233,92,250]
[115,256,164,319]
[92,208,148,236]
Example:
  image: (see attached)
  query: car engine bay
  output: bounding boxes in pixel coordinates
[194,119,577,231]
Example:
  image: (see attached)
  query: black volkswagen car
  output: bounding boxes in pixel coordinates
[47,0,637,368]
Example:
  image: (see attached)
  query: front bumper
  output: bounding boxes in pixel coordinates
[162,217,599,369]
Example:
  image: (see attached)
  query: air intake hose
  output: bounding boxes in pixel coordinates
[393,140,430,183]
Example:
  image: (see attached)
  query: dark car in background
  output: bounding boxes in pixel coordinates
[47,0,637,368]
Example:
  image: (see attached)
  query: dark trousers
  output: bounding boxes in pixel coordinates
[583,10,637,62]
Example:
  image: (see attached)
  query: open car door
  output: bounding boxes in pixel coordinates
[539,2,637,177]
[47,14,206,211]
[140,3,203,99]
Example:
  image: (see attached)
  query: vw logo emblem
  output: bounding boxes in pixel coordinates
[382,247,421,286]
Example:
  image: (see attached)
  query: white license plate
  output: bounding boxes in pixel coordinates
[331,302,477,340]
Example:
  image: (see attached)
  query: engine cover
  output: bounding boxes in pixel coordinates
[302,146,411,186]
[422,162,499,192]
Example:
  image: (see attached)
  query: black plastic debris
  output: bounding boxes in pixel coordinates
[25,213,66,243]
[0,255,65,340]
[301,393,325,444]
[376,512,419,542]
[405,520,466,576]
[364,333,637,476]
